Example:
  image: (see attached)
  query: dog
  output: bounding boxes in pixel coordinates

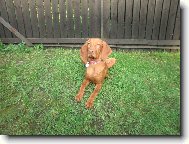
[75,38,116,108]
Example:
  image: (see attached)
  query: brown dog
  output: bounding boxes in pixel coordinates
[75,38,116,108]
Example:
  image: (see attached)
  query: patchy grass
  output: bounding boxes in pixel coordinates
[0,43,180,135]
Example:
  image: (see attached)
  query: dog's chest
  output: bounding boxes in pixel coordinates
[85,63,107,82]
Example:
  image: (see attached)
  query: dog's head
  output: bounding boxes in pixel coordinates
[80,38,112,64]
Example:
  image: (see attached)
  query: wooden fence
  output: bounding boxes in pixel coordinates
[0,0,180,48]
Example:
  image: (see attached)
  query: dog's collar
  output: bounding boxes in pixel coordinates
[85,60,101,67]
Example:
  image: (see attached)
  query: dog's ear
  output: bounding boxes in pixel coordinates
[80,39,90,64]
[105,58,116,68]
[100,40,112,60]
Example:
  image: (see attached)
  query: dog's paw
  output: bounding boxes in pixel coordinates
[75,95,82,102]
[85,101,94,109]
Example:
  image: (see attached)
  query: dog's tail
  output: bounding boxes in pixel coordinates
[105,58,116,68]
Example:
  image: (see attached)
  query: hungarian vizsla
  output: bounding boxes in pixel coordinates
[75,38,116,108]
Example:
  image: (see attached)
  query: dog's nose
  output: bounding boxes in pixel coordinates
[89,50,94,54]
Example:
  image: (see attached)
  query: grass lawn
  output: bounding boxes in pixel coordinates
[0,43,180,135]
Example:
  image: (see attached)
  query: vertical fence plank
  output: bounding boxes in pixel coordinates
[103,0,111,38]
[117,0,125,39]
[132,0,140,39]
[139,0,148,39]
[5,0,18,38]
[89,0,101,37]
[110,0,118,38]
[146,0,155,39]
[0,11,5,38]
[14,0,26,36]
[0,0,12,38]
[152,0,164,40]
[73,0,81,38]
[67,0,74,38]
[159,0,171,40]
[52,0,60,38]
[28,0,39,37]
[21,0,32,38]
[0,22,5,38]
[59,0,67,38]
[44,0,53,38]
[81,0,88,37]
[89,0,95,37]
[36,0,46,38]
[125,0,133,39]
[173,4,180,40]
[166,0,179,40]
[94,0,101,37]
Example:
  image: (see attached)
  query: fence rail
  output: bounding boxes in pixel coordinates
[0,0,180,47]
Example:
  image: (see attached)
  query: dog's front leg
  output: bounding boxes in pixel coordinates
[75,79,90,102]
[85,83,102,109]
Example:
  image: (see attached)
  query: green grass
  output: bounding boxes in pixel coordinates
[0,43,180,135]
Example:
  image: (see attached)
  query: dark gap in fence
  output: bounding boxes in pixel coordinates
[123,0,127,39]
[137,0,142,38]
[139,0,141,37]
[131,0,134,39]
[139,0,142,38]
[116,0,119,38]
